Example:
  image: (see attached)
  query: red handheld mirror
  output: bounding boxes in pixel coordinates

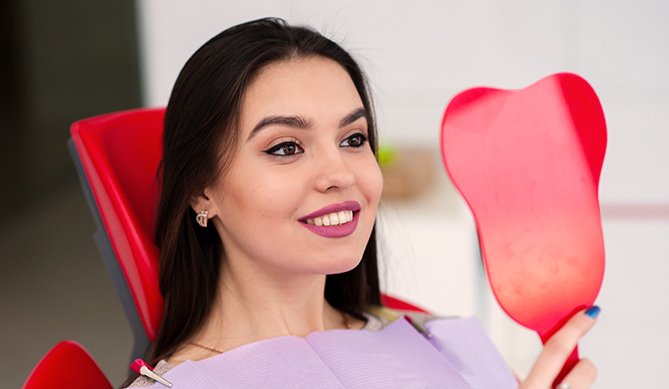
[440,73,606,386]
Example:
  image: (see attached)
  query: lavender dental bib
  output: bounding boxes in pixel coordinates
[145,317,517,388]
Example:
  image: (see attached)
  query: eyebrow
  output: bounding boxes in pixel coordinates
[246,107,367,141]
[339,107,367,128]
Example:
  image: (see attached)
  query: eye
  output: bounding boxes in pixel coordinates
[340,133,368,148]
[264,141,304,156]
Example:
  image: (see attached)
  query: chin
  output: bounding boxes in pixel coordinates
[322,253,364,275]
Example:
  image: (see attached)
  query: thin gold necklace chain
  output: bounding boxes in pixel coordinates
[188,340,226,354]
[189,312,352,354]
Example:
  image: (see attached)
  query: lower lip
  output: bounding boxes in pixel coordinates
[300,211,360,238]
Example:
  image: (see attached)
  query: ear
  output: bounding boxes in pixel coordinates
[189,188,220,220]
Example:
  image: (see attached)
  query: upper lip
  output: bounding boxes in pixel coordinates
[299,201,361,221]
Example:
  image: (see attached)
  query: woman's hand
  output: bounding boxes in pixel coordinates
[520,306,600,389]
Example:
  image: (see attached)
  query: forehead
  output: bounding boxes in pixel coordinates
[239,56,363,129]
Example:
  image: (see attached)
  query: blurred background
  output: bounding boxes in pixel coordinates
[1,1,667,387]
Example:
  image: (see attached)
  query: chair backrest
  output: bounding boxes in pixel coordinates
[70,108,165,347]
[69,108,428,357]
[23,341,112,389]
[380,294,427,313]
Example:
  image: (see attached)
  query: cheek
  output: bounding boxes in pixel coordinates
[222,166,304,221]
[358,157,384,206]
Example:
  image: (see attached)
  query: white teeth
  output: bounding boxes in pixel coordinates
[304,210,354,227]
[338,211,347,222]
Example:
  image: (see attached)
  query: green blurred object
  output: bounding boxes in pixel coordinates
[378,145,397,167]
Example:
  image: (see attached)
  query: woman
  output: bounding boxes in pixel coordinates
[127,17,598,388]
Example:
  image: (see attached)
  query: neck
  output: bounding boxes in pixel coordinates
[191,253,347,352]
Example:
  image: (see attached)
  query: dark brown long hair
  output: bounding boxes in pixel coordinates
[150,17,381,368]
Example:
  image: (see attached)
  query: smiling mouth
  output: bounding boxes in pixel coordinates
[298,201,361,238]
[304,210,356,226]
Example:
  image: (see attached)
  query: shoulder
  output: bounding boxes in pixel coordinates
[125,360,174,388]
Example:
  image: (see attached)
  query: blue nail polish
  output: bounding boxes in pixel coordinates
[585,305,601,319]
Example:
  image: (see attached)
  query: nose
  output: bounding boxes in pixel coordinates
[314,148,355,192]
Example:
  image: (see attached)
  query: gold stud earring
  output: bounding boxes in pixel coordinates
[196,210,208,227]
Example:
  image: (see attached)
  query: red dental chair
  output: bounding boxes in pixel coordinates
[24,108,427,388]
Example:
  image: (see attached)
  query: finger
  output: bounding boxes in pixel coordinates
[523,306,600,387]
[557,358,597,389]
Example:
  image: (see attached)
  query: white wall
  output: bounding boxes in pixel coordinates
[137,1,669,386]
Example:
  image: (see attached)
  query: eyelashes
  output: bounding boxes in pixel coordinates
[263,132,368,157]
[264,141,304,156]
[339,133,368,148]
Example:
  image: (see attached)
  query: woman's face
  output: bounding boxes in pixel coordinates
[204,56,383,277]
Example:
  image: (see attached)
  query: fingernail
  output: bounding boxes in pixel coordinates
[585,305,601,319]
